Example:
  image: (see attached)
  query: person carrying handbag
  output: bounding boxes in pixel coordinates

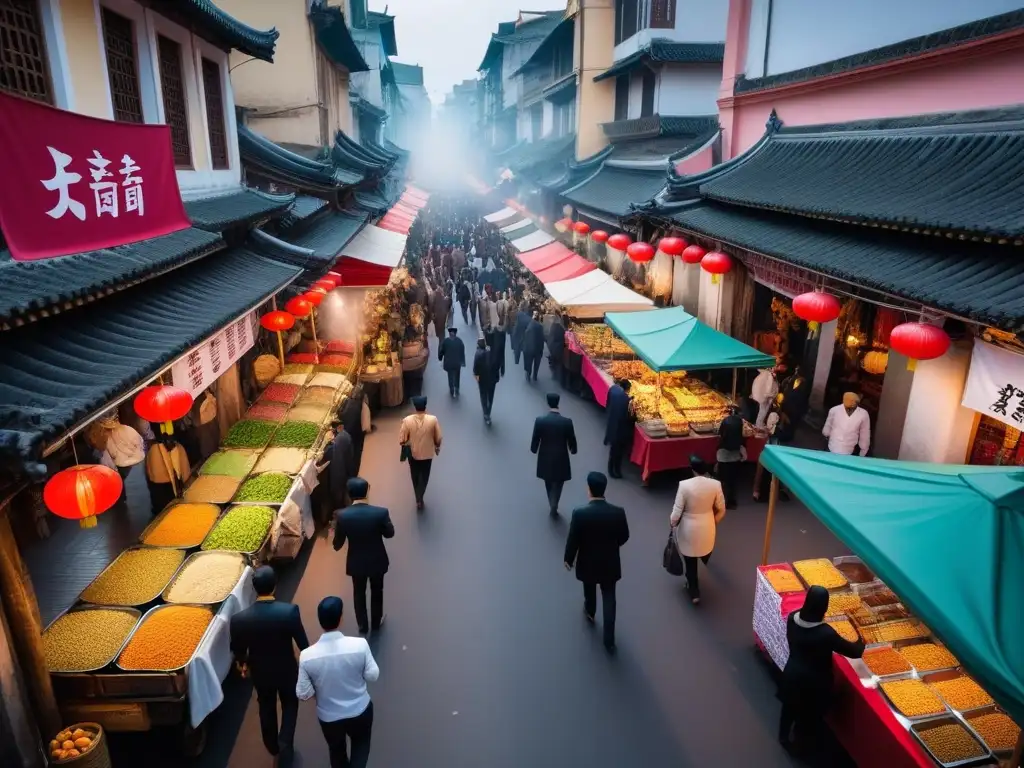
[668,456,726,605]
[398,396,443,511]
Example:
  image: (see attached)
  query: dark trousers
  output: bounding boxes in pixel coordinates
[683,553,712,599]
[408,458,432,503]
[607,440,627,477]
[544,479,565,512]
[778,702,824,752]
[445,368,460,394]
[351,574,384,632]
[459,301,468,323]
[583,581,617,647]
[478,381,495,417]
[320,701,374,768]
[493,332,507,376]
[254,677,299,760]
[512,340,522,364]
[524,353,541,381]
[551,358,564,385]
[718,460,740,508]
[469,301,477,323]
[146,479,175,516]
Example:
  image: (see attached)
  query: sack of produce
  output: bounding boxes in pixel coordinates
[49,722,110,767]
[253,354,282,387]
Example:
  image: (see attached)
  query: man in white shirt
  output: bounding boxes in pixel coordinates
[822,392,871,455]
[297,597,379,768]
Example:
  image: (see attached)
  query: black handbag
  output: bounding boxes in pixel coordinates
[400,444,412,462]
[663,530,685,576]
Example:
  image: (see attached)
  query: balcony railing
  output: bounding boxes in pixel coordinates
[601,114,663,140]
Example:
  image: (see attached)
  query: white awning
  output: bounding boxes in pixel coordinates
[484,206,516,223]
[340,225,407,267]
[544,270,654,319]
[500,217,532,234]
[511,230,555,252]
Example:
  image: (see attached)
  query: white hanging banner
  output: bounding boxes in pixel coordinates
[961,340,1024,429]
[171,312,257,400]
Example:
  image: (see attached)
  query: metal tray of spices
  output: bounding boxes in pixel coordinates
[114,603,217,675]
[137,501,221,549]
[962,705,1019,758]
[923,670,997,717]
[909,714,993,768]
[892,638,961,676]
[161,551,247,606]
[200,507,276,558]
[78,546,186,608]
[878,674,950,721]
[45,605,142,675]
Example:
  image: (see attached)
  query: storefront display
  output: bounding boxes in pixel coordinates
[964,338,1024,466]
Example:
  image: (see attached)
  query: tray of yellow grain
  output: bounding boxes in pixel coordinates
[879,678,949,720]
[116,604,215,673]
[894,640,960,675]
[826,617,860,643]
[793,558,848,590]
[824,590,862,619]
[78,547,185,607]
[924,671,995,715]
[43,606,141,674]
[963,706,1021,756]
[909,715,991,767]
[138,502,221,548]
[859,618,930,646]
[860,644,914,680]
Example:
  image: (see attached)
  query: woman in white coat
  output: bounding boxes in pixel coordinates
[670,456,726,604]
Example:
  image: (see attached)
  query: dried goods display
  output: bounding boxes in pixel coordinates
[929,676,994,711]
[298,387,337,404]
[118,605,213,670]
[764,569,803,594]
[50,725,102,762]
[80,547,184,606]
[202,505,275,552]
[288,403,332,424]
[318,354,353,367]
[183,474,241,504]
[872,604,910,622]
[571,323,634,357]
[261,383,300,405]
[286,352,320,364]
[861,587,900,607]
[915,722,986,763]
[282,363,314,375]
[223,419,276,449]
[43,608,139,671]
[253,447,308,476]
[200,450,258,478]
[234,473,293,503]
[793,559,848,589]
[829,619,859,643]
[897,643,959,672]
[861,646,912,677]
[860,620,929,644]
[880,679,947,718]
[165,552,246,603]
[271,421,321,448]
[245,401,288,422]
[310,372,347,389]
[848,606,883,627]
[141,502,220,547]
[966,712,1020,752]
[274,373,310,386]
[824,592,862,618]
[835,560,875,584]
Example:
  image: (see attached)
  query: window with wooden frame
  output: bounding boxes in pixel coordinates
[0,0,53,103]
[650,0,675,29]
[614,75,629,121]
[157,34,191,168]
[615,0,639,45]
[201,57,229,169]
[101,7,143,123]
[640,68,656,117]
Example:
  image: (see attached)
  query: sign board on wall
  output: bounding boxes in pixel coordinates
[171,313,257,400]
[961,340,1024,429]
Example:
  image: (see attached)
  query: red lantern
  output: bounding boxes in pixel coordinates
[626,241,655,264]
[314,279,335,293]
[285,296,313,318]
[657,237,686,256]
[134,385,193,435]
[44,465,123,528]
[327,270,342,283]
[573,221,590,235]
[889,322,951,371]
[792,292,841,338]
[555,217,572,233]
[318,275,339,289]
[260,310,296,332]
[607,233,632,251]
[303,290,324,307]
[681,244,706,264]
[701,251,732,284]
[591,230,609,244]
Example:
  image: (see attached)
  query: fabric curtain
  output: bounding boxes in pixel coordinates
[728,259,756,345]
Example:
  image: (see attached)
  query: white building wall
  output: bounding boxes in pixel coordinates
[542,101,554,137]
[613,0,728,60]
[627,71,644,118]
[656,64,721,114]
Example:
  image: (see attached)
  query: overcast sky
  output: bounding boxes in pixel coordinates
[370,0,550,104]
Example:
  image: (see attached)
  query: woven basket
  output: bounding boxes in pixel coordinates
[254,354,282,387]
[51,723,111,768]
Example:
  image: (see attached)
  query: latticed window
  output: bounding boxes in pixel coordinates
[201,58,228,169]
[157,34,191,167]
[0,0,53,103]
[101,8,143,122]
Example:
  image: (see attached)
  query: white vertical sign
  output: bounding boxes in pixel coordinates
[961,340,1024,429]
[171,312,257,400]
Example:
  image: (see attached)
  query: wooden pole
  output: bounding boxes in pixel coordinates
[309,312,319,353]
[156,442,178,497]
[276,330,285,368]
[761,475,780,565]
[731,367,738,401]
[1010,732,1023,768]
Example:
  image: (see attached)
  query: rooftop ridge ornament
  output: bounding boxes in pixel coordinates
[766,109,784,134]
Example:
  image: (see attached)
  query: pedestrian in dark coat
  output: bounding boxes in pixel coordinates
[547,314,567,385]
[511,307,531,365]
[325,428,355,510]
[333,478,395,633]
[523,313,546,382]
[530,392,577,515]
[456,280,470,323]
[473,338,497,425]
[564,472,630,651]
[429,288,449,340]
[230,566,309,767]
[437,327,466,397]
[604,380,633,478]
[339,387,369,476]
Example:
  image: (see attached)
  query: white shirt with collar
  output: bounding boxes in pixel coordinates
[296,630,379,722]
[822,404,871,455]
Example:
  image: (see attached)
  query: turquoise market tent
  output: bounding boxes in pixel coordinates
[604,306,776,372]
[759,445,1024,726]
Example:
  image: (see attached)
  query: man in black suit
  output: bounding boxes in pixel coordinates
[523,312,546,382]
[438,327,466,398]
[564,472,630,651]
[229,566,309,767]
[530,392,577,515]
[333,477,395,633]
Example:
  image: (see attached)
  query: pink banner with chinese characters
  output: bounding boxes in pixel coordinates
[0,91,190,261]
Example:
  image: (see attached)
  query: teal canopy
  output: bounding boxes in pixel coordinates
[604,307,776,372]
[760,446,1024,725]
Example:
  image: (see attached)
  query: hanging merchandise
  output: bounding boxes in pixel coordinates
[134,385,193,435]
[606,233,632,278]
[701,251,733,284]
[44,464,123,528]
[792,291,841,338]
[681,244,706,265]
[889,322,951,370]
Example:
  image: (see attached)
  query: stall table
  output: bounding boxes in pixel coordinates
[631,426,766,484]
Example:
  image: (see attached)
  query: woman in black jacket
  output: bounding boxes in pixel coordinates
[778,585,865,754]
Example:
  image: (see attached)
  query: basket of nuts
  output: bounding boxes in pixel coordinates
[49,723,110,767]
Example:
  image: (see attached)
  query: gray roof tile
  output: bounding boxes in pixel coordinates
[185,188,294,232]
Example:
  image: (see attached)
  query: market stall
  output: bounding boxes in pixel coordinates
[335,224,408,287]
[511,229,555,253]
[756,446,1024,768]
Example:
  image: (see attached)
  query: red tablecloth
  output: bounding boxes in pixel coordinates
[581,354,612,407]
[630,425,766,483]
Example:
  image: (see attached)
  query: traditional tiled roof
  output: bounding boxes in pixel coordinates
[366,11,398,56]
[735,9,1024,94]
[350,93,388,123]
[240,124,364,191]
[0,248,301,475]
[154,0,278,61]
[478,11,564,71]
[540,146,613,192]
[563,166,668,219]
[392,62,424,86]
[354,189,391,216]
[332,130,391,175]
[184,188,294,232]
[310,2,370,74]
[513,16,574,76]
[280,195,329,229]
[594,40,725,82]
[500,134,577,174]
[0,228,223,327]
[281,210,369,264]
[542,72,577,103]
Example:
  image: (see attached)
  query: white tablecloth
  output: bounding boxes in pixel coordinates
[187,567,256,726]
[270,460,318,559]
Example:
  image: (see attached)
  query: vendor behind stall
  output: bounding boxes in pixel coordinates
[144,427,191,515]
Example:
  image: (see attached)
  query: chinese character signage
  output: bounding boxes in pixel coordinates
[0,91,190,262]
[170,313,257,400]
[961,340,1024,429]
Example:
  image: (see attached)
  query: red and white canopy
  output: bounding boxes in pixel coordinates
[544,269,654,319]
[335,225,407,287]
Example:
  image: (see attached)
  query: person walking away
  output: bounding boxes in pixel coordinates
[716,406,746,509]
[511,302,530,366]
[473,338,497,425]
[523,312,545,382]
[822,392,870,455]
[469,280,480,325]
[430,284,449,341]
[751,367,778,427]
[564,472,629,652]
[437,327,466,398]
[398,397,442,509]
[456,279,470,324]
[297,597,379,768]
[493,291,509,377]
[779,365,810,437]
[547,313,567,385]
[333,478,394,631]
[339,385,371,476]
[604,379,633,478]
[530,393,577,515]
[778,586,864,756]
[324,426,355,513]
[230,566,309,768]
[669,457,725,604]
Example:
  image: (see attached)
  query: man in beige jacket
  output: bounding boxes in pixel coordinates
[398,396,443,510]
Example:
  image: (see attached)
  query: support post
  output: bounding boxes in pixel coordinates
[276,330,285,369]
[761,475,779,565]
[1010,732,1023,768]
[309,313,319,353]
[732,368,738,401]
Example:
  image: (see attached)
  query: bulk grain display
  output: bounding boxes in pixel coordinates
[140,502,220,547]
[117,605,214,671]
[270,421,320,449]
[222,420,276,449]
[259,383,300,405]
[79,548,184,606]
[199,450,259,478]
[183,474,241,505]
[244,401,288,422]
[164,552,246,604]
[43,608,139,672]
[252,447,308,475]
[234,473,292,504]
[286,403,332,424]
[202,505,275,552]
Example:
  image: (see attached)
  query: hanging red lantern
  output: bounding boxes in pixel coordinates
[591,230,609,244]
[626,241,655,264]
[318,275,339,289]
[701,251,732,284]
[889,322,951,371]
[303,290,324,307]
[681,244,706,264]
[314,279,335,293]
[327,270,342,283]
[573,221,591,235]
[44,465,123,528]
[607,233,632,251]
[555,217,572,233]
[134,385,193,435]
[260,310,296,332]
[793,292,841,338]
[285,296,313,318]
[657,237,686,256]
